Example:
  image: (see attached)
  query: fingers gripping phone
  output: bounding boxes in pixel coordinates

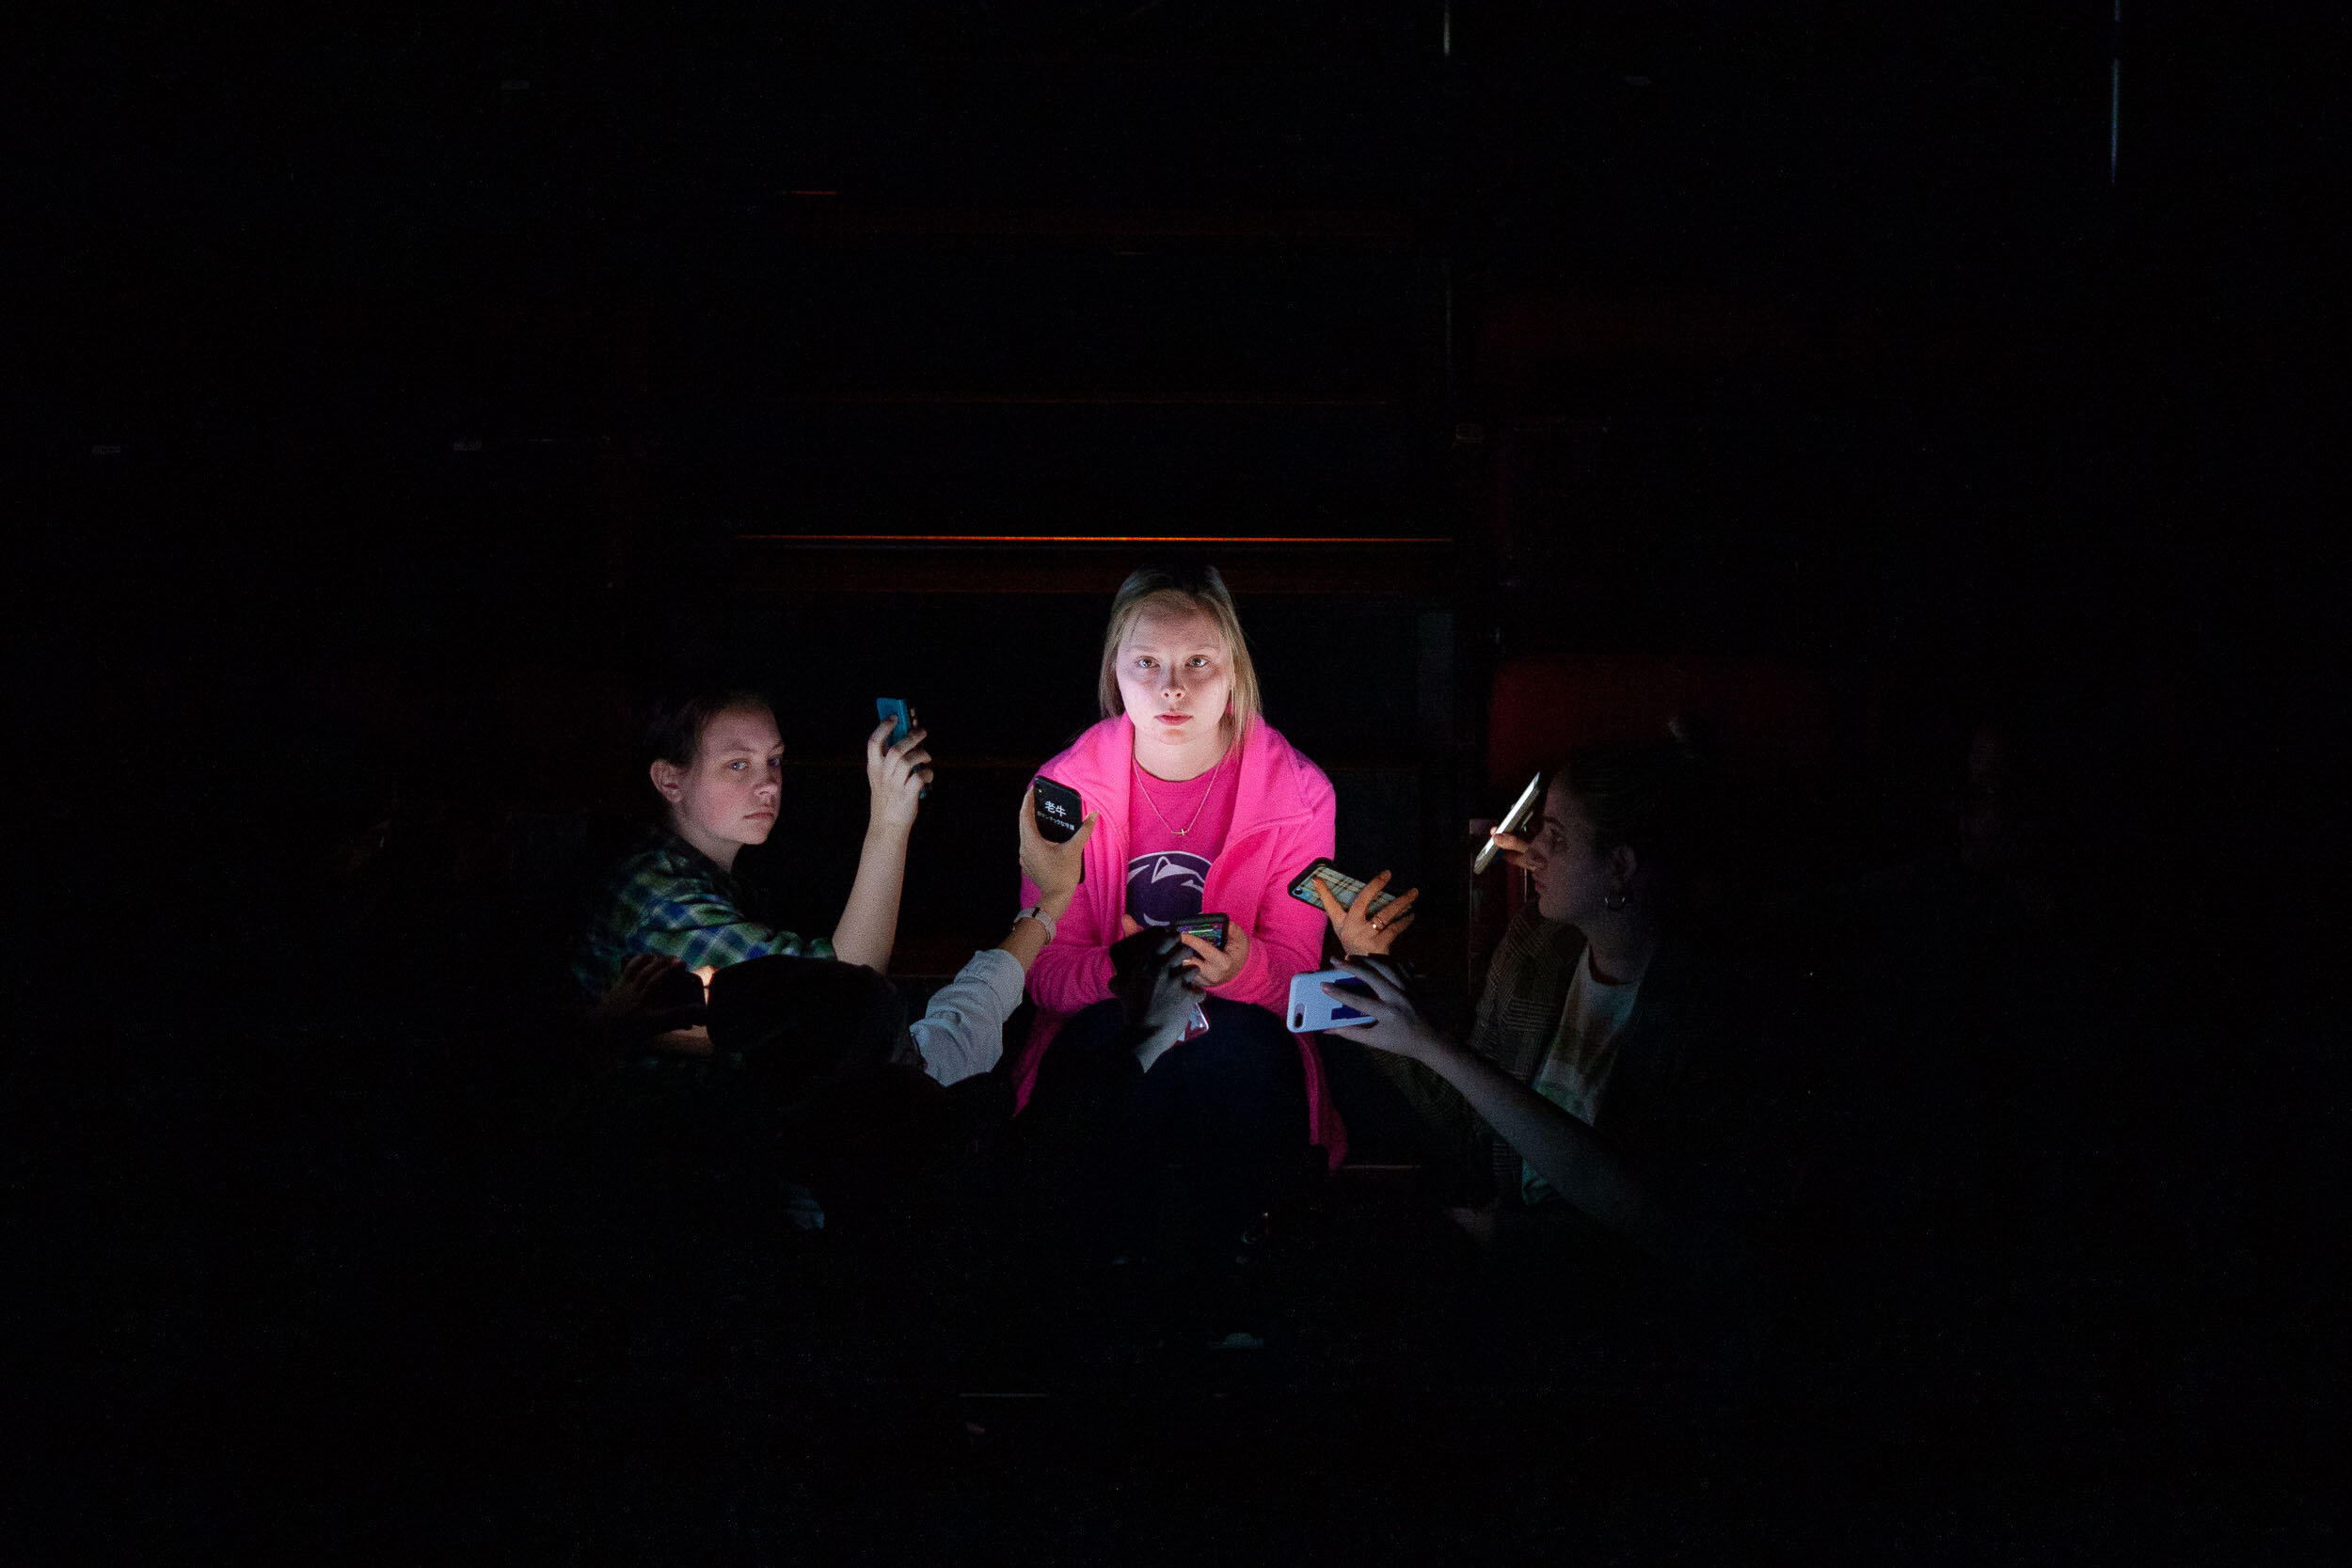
[1171,911,1229,949]
[1288,968,1375,1032]
[1168,929,1216,1039]
[1287,858,1400,919]
[1166,914,1227,1038]
[876,698,929,799]
[1472,772,1547,875]
[1032,773,1085,881]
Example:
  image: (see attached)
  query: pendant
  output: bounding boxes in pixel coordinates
[1174,828,1188,835]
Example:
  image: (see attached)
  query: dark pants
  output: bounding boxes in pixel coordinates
[605,956,949,1216]
[1025,996,1307,1258]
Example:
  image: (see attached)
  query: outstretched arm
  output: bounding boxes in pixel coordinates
[1327,958,1686,1266]
[906,792,1100,1086]
[832,716,933,973]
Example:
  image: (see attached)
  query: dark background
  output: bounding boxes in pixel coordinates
[15,3,2336,937]
[7,1,2337,1557]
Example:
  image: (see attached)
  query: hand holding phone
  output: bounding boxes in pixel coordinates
[1170,911,1229,950]
[1030,774,1087,883]
[1018,784,1093,903]
[1473,772,1546,874]
[876,698,930,800]
[866,709,932,827]
[1031,774,1084,842]
[1306,957,1440,1063]
[1287,858,1402,919]
[1292,859,1420,957]
[1288,968,1375,1032]
[1174,914,1248,988]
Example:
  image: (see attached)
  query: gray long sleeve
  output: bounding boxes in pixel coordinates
[907,947,1027,1086]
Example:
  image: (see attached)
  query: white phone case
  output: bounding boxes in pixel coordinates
[1473,771,1547,875]
[1288,968,1376,1032]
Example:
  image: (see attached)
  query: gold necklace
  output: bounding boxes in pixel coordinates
[1136,746,1228,838]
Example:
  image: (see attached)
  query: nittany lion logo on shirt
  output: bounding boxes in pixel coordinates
[1125,850,1212,927]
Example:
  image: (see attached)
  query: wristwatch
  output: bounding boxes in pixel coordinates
[1015,905,1057,942]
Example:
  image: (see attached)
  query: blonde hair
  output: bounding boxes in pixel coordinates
[1096,563,1263,740]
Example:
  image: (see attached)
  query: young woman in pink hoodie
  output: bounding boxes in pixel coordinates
[1014,563,1343,1260]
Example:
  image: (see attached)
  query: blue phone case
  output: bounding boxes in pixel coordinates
[875,699,926,798]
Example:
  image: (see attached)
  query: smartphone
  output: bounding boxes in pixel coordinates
[1031,774,1085,881]
[1287,857,1401,919]
[1171,911,1229,950]
[1472,771,1547,875]
[1032,775,1084,843]
[876,698,928,799]
[1288,968,1375,1032]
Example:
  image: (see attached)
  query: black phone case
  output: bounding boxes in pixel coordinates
[1032,774,1085,880]
[1032,777,1083,842]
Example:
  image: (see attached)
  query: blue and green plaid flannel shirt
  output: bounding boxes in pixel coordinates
[576,831,832,1001]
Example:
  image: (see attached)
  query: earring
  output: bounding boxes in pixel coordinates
[1602,889,1630,911]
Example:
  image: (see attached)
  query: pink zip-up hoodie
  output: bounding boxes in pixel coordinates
[1015,714,1348,1167]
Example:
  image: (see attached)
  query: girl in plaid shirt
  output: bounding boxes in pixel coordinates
[577,689,931,1001]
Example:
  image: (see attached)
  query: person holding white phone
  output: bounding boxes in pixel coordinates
[1314,732,1790,1279]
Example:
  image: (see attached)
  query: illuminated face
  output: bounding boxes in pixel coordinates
[1116,606,1233,765]
[655,705,784,867]
[1521,780,1619,925]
